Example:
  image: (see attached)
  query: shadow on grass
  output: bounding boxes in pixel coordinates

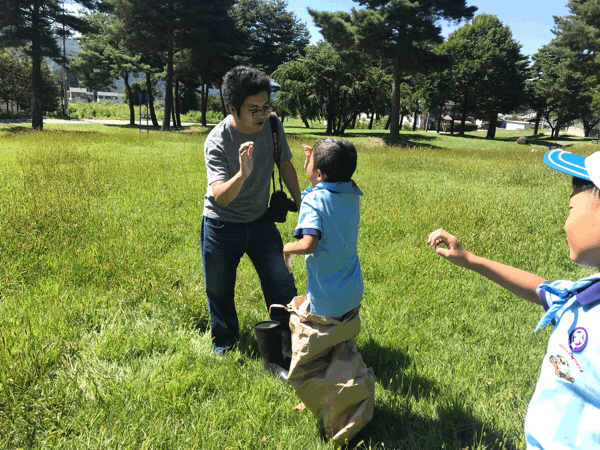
[446,131,583,147]
[286,129,445,149]
[237,332,515,449]
[347,399,513,450]
[348,337,515,449]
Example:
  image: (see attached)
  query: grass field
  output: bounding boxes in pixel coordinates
[0,122,597,449]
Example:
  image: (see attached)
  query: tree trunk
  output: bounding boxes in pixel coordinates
[412,111,417,131]
[547,121,556,139]
[389,58,401,141]
[326,114,333,135]
[437,115,442,133]
[219,87,227,117]
[450,116,454,135]
[171,96,177,128]
[162,15,174,131]
[486,112,498,139]
[340,110,359,136]
[30,0,44,130]
[146,72,159,127]
[124,74,135,126]
[301,116,310,128]
[368,112,374,130]
[201,83,208,127]
[582,118,596,137]
[459,109,467,136]
[533,112,540,135]
[175,79,181,127]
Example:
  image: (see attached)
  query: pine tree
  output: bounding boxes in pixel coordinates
[438,14,528,138]
[233,0,310,75]
[0,0,100,129]
[308,0,476,142]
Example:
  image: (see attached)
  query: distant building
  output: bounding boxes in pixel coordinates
[97,91,125,103]
[67,88,126,104]
[502,120,536,130]
[68,87,90,103]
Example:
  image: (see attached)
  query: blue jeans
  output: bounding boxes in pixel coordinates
[201,215,296,355]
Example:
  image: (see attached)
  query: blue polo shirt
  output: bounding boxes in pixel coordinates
[294,181,363,317]
[526,274,600,448]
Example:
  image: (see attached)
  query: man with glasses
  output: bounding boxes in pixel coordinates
[201,65,301,356]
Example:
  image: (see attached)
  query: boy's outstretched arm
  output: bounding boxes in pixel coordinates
[428,229,545,305]
[283,235,319,273]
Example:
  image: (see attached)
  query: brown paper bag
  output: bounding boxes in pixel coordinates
[274,296,375,445]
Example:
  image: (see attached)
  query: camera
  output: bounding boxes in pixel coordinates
[268,190,298,223]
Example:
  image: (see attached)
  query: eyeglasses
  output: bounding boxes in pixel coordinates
[243,106,273,119]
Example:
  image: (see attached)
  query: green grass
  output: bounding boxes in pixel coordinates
[0,123,597,449]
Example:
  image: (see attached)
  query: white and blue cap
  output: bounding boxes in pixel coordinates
[544,149,600,189]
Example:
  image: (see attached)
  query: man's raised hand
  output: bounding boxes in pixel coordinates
[239,141,254,178]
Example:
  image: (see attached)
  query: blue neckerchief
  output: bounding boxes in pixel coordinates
[300,180,363,200]
[534,273,600,332]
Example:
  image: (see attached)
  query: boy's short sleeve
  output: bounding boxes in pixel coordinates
[294,193,322,239]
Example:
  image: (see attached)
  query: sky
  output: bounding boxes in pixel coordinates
[286,0,572,58]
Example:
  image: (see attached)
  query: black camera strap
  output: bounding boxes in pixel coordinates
[269,113,284,193]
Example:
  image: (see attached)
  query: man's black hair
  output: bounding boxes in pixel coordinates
[572,176,600,198]
[313,139,357,182]
[221,66,271,116]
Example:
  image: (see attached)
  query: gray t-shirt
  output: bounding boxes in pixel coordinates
[203,115,293,222]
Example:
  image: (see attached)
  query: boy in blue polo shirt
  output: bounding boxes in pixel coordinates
[282,138,372,444]
[283,138,363,317]
[428,149,600,449]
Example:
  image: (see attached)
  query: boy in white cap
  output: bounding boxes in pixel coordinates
[428,149,600,449]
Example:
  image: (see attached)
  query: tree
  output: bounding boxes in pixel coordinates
[0,49,29,112]
[233,0,309,75]
[272,42,390,135]
[524,72,546,136]
[175,35,238,127]
[531,42,592,139]
[554,0,600,78]
[418,70,452,133]
[0,49,60,114]
[0,0,99,129]
[435,14,528,138]
[308,0,476,142]
[72,11,143,125]
[548,0,600,137]
[113,0,237,131]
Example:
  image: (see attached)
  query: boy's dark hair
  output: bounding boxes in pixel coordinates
[572,176,600,198]
[221,66,271,116]
[313,139,357,182]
